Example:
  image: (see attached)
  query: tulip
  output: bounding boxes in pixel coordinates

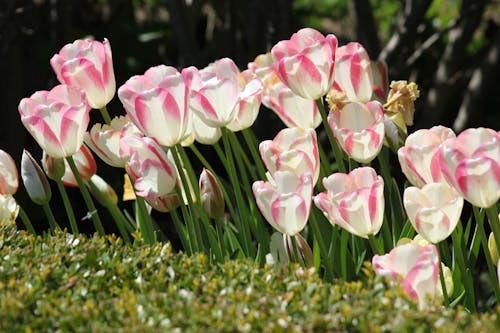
[259,127,320,184]
[19,85,91,158]
[50,38,115,109]
[439,128,500,208]
[61,145,97,187]
[333,42,374,103]
[398,126,456,188]
[271,28,337,99]
[189,58,262,128]
[122,136,177,212]
[328,101,385,164]
[199,168,225,218]
[403,183,464,243]
[42,152,66,181]
[85,115,143,168]
[314,167,384,238]
[21,150,52,205]
[372,243,440,309]
[0,149,18,195]
[253,171,313,236]
[118,65,190,147]
[226,69,264,132]
[488,232,499,266]
[0,194,19,225]
[262,72,321,129]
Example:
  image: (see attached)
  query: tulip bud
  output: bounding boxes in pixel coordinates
[199,168,225,218]
[21,150,52,205]
[284,233,314,268]
[42,151,66,180]
[88,174,118,206]
[489,232,499,266]
[436,264,454,299]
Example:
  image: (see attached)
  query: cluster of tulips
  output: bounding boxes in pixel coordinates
[0,27,499,311]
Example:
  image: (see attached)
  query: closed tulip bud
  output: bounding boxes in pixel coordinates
[88,174,118,206]
[0,194,19,225]
[42,152,66,181]
[21,150,52,205]
[199,168,225,218]
[489,232,499,266]
[284,233,314,268]
[436,264,454,300]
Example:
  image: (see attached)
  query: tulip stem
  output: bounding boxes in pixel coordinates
[315,98,346,173]
[55,179,79,234]
[367,234,382,255]
[473,206,500,301]
[99,106,112,124]
[17,206,36,235]
[66,156,105,236]
[42,203,60,233]
[438,259,450,307]
[486,204,500,260]
[451,229,476,311]
[135,196,156,244]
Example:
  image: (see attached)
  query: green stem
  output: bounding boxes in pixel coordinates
[135,196,156,244]
[99,106,112,124]
[438,260,450,307]
[228,131,257,181]
[66,156,105,236]
[17,206,36,235]
[170,208,192,255]
[451,228,476,311]
[55,180,79,234]
[486,204,500,259]
[473,207,500,301]
[42,203,59,233]
[315,98,346,173]
[367,234,382,255]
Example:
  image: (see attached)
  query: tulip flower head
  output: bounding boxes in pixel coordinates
[314,167,384,238]
[404,182,464,243]
[0,149,18,195]
[21,150,52,205]
[85,115,143,168]
[199,168,225,218]
[398,126,456,188]
[51,38,116,109]
[19,85,91,159]
[328,101,385,163]
[372,243,440,309]
[122,136,177,212]
[0,194,19,225]
[271,28,337,100]
[118,65,190,147]
[253,171,313,236]
[439,128,500,208]
[259,127,320,184]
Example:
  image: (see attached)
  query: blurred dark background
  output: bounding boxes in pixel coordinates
[1,0,499,231]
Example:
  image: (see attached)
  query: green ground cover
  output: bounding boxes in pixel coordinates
[0,223,498,332]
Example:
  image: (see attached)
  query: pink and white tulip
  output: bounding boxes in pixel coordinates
[271,28,337,100]
[118,65,190,147]
[314,167,384,238]
[85,115,143,168]
[189,58,262,128]
[328,101,385,163]
[50,38,115,109]
[61,145,97,187]
[253,171,313,236]
[122,136,177,212]
[371,60,388,101]
[372,243,440,309]
[19,85,90,158]
[398,126,456,188]
[333,42,374,103]
[0,149,18,195]
[404,182,464,243]
[259,127,320,184]
[226,70,264,132]
[439,128,500,208]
